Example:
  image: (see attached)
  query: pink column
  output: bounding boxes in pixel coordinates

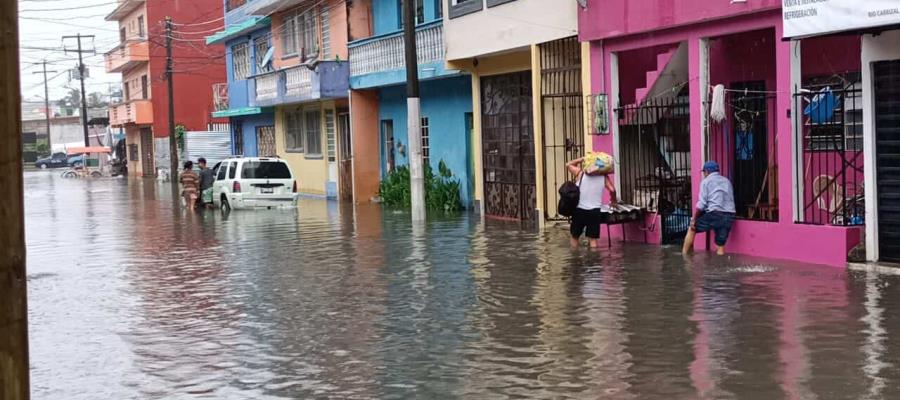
[688,35,706,250]
[775,23,794,224]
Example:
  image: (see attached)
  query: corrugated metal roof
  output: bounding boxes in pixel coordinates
[185,131,233,166]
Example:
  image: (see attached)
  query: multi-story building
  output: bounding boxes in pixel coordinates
[105,0,227,177]
[442,0,583,221]
[205,0,276,159]
[348,0,475,206]
[578,0,866,266]
[225,0,353,199]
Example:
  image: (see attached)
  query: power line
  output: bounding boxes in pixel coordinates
[20,1,117,12]
[171,15,225,27]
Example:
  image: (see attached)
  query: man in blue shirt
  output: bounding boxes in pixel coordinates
[683,161,736,255]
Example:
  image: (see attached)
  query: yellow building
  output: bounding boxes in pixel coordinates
[443,0,591,226]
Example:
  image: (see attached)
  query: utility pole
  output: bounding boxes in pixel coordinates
[62,34,95,147]
[403,0,424,221]
[33,61,58,152]
[2,0,30,397]
[165,17,178,188]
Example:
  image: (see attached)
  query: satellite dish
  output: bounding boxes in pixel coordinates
[259,46,274,70]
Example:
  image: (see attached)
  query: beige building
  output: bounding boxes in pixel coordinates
[443,0,588,224]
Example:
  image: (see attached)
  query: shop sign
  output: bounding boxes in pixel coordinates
[783,0,900,38]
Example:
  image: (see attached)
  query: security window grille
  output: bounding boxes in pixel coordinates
[233,124,243,155]
[232,43,251,80]
[325,110,336,162]
[285,109,304,152]
[255,36,272,73]
[421,117,430,165]
[320,7,331,59]
[305,110,322,157]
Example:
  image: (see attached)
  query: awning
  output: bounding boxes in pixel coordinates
[211,107,271,118]
[205,17,271,46]
[67,146,112,155]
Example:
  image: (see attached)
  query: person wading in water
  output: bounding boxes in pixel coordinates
[566,156,617,248]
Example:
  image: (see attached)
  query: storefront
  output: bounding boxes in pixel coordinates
[782,0,900,263]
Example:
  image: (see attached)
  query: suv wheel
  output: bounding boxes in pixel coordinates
[220,195,231,213]
[39,164,47,169]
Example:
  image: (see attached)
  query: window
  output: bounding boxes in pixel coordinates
[228,162,237,179]
[284,109,304,152]
[137,15,144,38]
[382,120,395,172]
[399,0,426,27]
[449,0,481,18]
[233,124,244,155]
[141,75,148,99]
[305,110,322,157]
[254,36,273,73]
[129,144,138,161]
[226,0,246,12]
[232,43,251,80]
[281,16,298,56]
[487,0,517,7]
[421,117,430,165]
[216,163,228,180]
[300,11,319,61]
[435,0,442,19]
[320,7,331,59]
[240,161,292,179]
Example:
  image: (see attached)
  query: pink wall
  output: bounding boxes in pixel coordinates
[615,44,676,105]
[588,10,862,266]
[579,0,780,42]
[801,35,862,79]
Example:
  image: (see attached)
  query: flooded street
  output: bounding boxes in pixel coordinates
[24,170,900,399]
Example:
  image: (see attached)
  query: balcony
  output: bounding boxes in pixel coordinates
[249,61,350,107]
[348,21,445,79]
[105,40,150,73]
[109,100,153,127]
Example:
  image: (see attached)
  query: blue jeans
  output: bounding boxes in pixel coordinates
[695,211,735,246]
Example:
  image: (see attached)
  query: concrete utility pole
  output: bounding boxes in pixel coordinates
[33,61,58,151]
[62,34,95,147]
[403,0,425,221]
[165,17,178,188]
[1,0,30,398]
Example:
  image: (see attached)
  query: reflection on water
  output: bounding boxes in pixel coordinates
[24,171,900,399]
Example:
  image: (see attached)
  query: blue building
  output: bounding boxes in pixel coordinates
[206,0,276,157]
[347,0,475,207]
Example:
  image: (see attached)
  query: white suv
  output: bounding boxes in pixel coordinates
[212,157,298,211]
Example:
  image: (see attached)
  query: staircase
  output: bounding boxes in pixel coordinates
[634,43,688,107]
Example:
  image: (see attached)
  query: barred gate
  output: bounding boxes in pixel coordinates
[617,95,692,244]
[540,36,584,221]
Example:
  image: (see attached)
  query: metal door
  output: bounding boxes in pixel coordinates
[540,37,583,220]
[338,111,353,201]
[256,125,276,157]
[481,71,536,221]
[140,127,154,177]
[874,60,900,263]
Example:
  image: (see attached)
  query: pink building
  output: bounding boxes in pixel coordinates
[579,1,864,266]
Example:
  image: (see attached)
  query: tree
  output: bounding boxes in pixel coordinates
[56,88,81,110]
[88,92,108,108]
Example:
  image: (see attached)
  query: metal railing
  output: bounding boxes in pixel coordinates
[617,95,692,244]
[706,88,779,222]
[794,85,864,226]
[284,65,315,99]
[348,22,444,76]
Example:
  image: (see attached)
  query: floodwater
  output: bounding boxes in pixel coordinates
[23,170,900,399]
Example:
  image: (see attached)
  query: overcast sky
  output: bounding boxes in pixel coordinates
[18,0,123,105]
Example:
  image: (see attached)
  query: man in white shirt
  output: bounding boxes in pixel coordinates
[566,157,617,248]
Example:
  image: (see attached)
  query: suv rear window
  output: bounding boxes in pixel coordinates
[240,161,291,179]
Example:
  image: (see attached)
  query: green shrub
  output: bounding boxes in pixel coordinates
[378,160,462,213]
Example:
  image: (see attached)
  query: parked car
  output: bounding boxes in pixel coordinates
[67,154,84,167]
[34,152,68,169]
[212,157,298,211]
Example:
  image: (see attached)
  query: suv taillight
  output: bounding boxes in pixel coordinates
[293,180,297,193]
[233,181,242,193]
